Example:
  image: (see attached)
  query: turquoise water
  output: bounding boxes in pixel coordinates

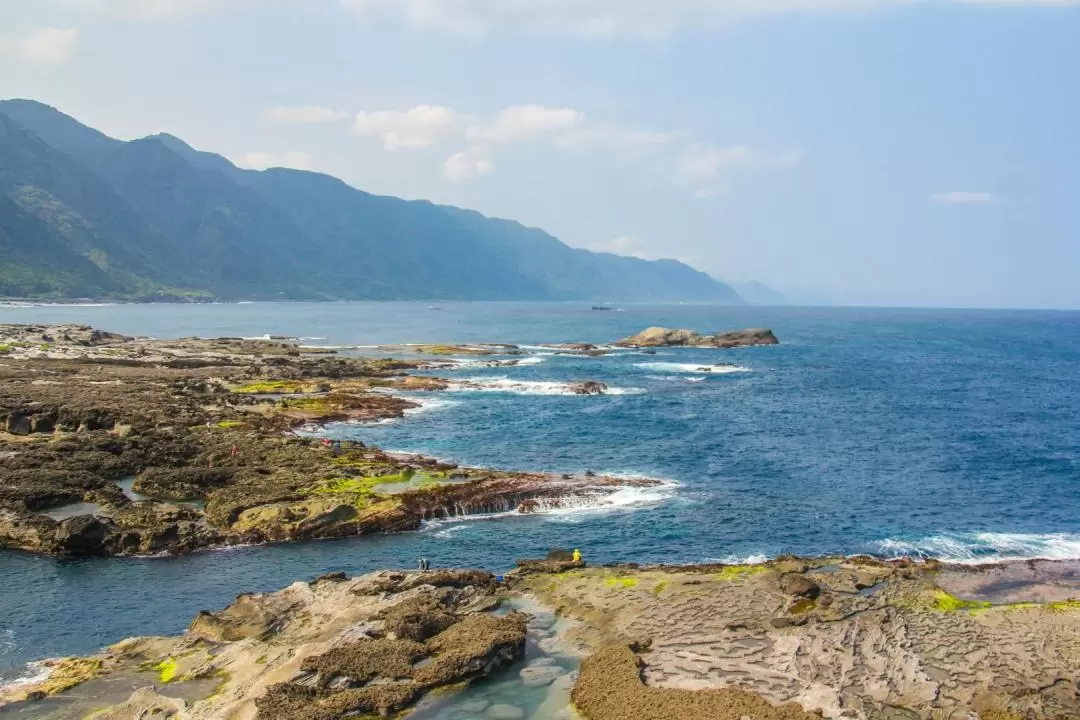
[1,302,1079,686]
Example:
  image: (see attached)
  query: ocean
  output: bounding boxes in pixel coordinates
[1,301,1079,682]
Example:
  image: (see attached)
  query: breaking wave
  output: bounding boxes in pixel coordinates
[0,660,52,693]
[445,377,645,396]
[636,362,752,375]
[403,396,460,415]
[874,532,1080,564]
[442,356,546,368]
[707,553,770,565]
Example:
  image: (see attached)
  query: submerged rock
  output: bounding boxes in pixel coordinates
[615,327,779,348]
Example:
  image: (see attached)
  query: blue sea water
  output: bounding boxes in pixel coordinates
[1,302,1079,681]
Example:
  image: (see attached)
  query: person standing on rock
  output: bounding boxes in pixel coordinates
[572,548,582,563]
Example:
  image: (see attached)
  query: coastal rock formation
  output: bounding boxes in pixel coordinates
[0,568,528,719]
[573,644,817,720]
[9,558,1079,719]
[520,558,1080,720]
[0,325,656,557]
[616,327,779,348]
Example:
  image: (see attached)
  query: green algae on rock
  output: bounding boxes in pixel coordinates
[0,324,662,557]
[0,568,528,719]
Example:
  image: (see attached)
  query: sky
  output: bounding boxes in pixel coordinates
[1,0,1078,308]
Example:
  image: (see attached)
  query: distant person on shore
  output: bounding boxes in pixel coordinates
[572,548,582,563]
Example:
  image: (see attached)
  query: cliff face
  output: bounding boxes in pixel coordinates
[0,99,744,304]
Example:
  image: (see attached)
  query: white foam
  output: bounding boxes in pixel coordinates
[429,523,471,539]
[0,661,52,691]
[403,396,460,415]
[435,356,546,369]
[708,553,770,565]
[874,532,1080,564]
[635,362,751,375]
[446,377,645,396]
[299,344,360,350]
[420,477,678,528]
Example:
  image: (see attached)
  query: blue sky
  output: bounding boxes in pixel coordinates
[1,0,1078,308]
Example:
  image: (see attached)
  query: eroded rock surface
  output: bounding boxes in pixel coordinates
[0,325,656,557]
[616,326,779,348]
[1,569,527,719]
[519,558,1080,719]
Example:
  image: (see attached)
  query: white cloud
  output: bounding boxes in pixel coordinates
[354,105,464,150]
[11,27,78,66]
[442,147,493,181]
[57,0,249,18]
[341,0,1080,37]
[675,143,799,197]
[932,191,997,204]
[555,126,676,158]
[340,0,908,37]
[349,102,793,193]
[586,235,694,263]
[238,150,313,171]
[471,105,584,143]
[265,105,348,124]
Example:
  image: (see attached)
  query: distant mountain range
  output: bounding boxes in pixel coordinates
[0,99,746,303]
[732,281,789,306]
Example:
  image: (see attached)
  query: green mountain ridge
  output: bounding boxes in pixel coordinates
[0,99,745,303]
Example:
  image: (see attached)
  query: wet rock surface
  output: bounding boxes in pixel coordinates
[0,324,656,557]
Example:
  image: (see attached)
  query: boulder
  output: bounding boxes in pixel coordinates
[5,413,32,436]
[53,514,111,555]
[571,381,608,395]
[779,573,821,599]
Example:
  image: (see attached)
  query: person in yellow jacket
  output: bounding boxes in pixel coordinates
[572,548,582,563]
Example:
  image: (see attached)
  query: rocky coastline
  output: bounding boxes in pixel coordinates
[3,555,1078,719]
[0,324,660,557]
[10,323,1077,719]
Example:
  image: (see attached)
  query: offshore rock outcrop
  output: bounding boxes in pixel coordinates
[616,326,779,348]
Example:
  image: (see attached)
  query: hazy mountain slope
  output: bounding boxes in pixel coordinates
[441,207,744,303]
[732,281,789,306]
[0,99,745,303]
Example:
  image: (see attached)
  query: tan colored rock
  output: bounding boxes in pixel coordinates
[615,327,779,348]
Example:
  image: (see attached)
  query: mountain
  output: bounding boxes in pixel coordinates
[732,281,789,306]
[0,99,745,303]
